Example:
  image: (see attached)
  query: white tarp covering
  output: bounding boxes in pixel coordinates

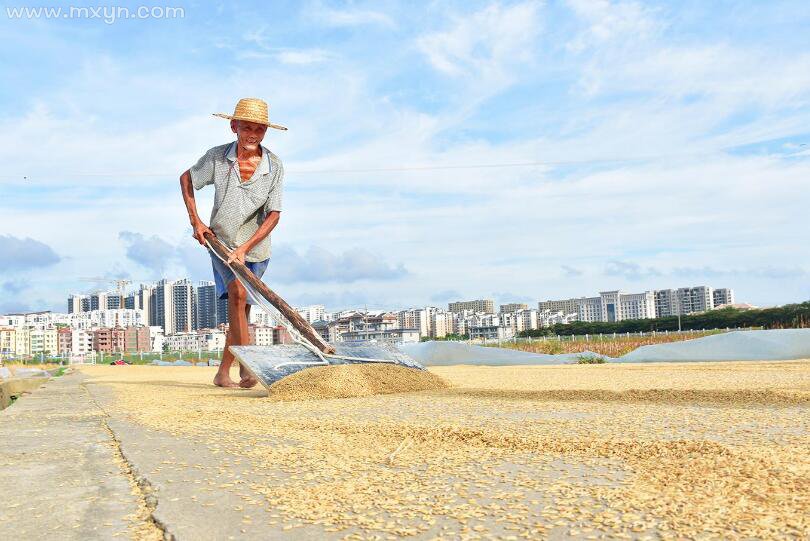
[400,329,810,366]
[618,328,810,362]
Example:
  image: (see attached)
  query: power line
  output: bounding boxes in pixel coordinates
[0,150,721,179]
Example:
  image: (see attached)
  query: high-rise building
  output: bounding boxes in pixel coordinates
[430,311,455,338]
[500,303,528,314]
[67,294,88,314]
[397,308,429,338]
[296,305,325,323]
[216,296,229,326]
[172,279,196,334]
[676,286,714,314]
[540,291,656,323]
[90,292,107,311]
[448,299,495,314]
[654,289,678,317]
[196,281,217,330]
[150,280,174,335]
[538,298,579,315]
[713,288,735,307]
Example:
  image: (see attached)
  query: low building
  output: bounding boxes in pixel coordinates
[251,325,275,346]
[340,328,420,343]
[468,325,514,340]
[273,326,294,345]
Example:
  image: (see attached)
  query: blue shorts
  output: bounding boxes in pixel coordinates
[210,252,269,305]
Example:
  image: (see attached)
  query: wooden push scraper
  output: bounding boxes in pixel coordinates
[204,233,424,394]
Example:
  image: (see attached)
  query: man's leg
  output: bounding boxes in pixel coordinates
[213,280,250,388]
[238,303,257,388]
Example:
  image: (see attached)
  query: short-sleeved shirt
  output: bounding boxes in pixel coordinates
[189,141,283,262]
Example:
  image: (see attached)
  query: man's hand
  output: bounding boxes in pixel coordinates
[226,244,249,266]
[192,220,214,246]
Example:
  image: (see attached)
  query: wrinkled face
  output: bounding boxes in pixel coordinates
[231,119,268,151]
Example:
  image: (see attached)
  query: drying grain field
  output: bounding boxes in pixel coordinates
[80,361,809,540]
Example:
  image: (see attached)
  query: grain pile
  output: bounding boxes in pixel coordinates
[267,364,448,400]
[83,361,810,539]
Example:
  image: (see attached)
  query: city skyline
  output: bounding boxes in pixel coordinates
[2,1,809,314]
[60,279,744,314]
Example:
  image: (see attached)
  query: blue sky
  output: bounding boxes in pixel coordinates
[1,0,809,313]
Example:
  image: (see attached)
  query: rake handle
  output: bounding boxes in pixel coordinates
[204,232,335,354]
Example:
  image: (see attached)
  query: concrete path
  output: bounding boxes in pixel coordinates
[0,372,161,540]
[0,371,336,540]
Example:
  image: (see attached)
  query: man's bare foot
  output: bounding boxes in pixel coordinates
[238,364,258,388]
[239,375,258,388]
[213,373,240,388]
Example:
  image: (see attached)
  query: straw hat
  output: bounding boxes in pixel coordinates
[213,97,287,131]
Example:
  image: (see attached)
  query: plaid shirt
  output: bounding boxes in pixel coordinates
[190,141,283,262]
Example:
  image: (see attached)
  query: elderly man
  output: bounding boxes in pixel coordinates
[180,98,287,388]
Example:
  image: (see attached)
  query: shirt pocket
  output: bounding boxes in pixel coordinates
[242,177,272,212]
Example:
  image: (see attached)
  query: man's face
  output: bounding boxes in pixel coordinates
[231,120,268,151]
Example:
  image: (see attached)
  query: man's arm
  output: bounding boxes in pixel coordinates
[180,169,214,245]
[226,211,280,265]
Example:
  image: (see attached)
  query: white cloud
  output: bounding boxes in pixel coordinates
[276,48,336,65]
[2,1,809,312]
[416,1,540,83]
[307,2,396,28]
[565,0,659,52]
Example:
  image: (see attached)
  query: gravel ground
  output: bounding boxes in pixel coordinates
[81,361,809,540]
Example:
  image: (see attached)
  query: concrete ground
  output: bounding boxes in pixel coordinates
[1,362,808,540]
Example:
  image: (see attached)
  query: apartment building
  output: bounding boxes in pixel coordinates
[252,325,275,346]
[70,329,94,358]
[150,279,173,335]
[196,281,218,330]
[538,309,578,327]
[499,303,528,314]
[29,328,58,355]
[341,327,420,342]
[172,279,196,334]
[0,327,16,356]
[576,297,602,322]
[66,309,146,330]
[448,299,495,314]
[68,294,89,314]
[541,291,656,323]
[654,286,718,316]
[165,332,204,352]
[713,288,735,307]
[430,311,455,339]
[296,305,325,324]
[601,290,656,322]
[273,326,294,345]
[468,325,513,340]
[57,327,72,355]
[91,326,151,353]
[397,308,429,338]
[538,298,579,316]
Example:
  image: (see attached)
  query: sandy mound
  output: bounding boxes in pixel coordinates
[268,363,448,400]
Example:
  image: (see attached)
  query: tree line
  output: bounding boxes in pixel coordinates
[519,301,810,337]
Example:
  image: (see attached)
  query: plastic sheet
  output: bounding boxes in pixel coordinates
[400,329,810,366]
[617,328,810,363]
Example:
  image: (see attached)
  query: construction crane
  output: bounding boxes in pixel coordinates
[78,277,137,298]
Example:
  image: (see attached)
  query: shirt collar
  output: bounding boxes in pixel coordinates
[225,141,270,175]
